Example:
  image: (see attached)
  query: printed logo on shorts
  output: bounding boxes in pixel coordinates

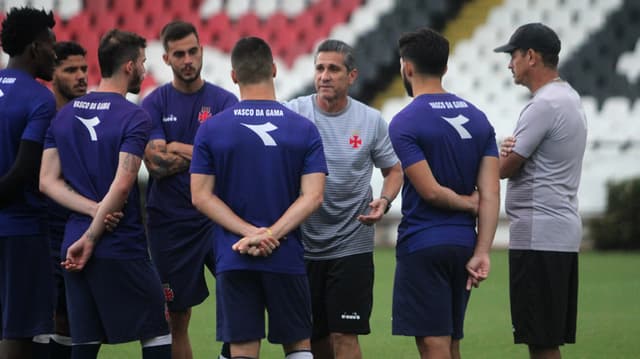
[341,312,361,320]
[198,106,212,123]
[163,283,174,302]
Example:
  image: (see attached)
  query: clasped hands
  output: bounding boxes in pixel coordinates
[232,227,280,257]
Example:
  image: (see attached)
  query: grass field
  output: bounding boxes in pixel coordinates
[99,248,639,358]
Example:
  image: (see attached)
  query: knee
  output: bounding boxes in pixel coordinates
[329,332,358,347]
[168,310,191,334]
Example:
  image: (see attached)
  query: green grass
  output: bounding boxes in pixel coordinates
[98,248,640,358]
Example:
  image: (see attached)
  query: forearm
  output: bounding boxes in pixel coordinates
[83,152,141,242]
[193,191,257,237]
[475,156,500,254]
[167,142,193,161]
[380,162,403,201]
[41,179,97,217]
[405,161,474,213]
[270,173,324,239]
[144,140,190,179]
[475,194,499,255]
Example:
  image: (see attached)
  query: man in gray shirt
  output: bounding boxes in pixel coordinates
[495,23,587,359]
[286,39,402,359]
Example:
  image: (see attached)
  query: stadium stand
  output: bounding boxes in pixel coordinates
[1,0,638,241]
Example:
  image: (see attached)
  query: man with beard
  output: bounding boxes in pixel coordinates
[285,39,402,359]
[388,28,500,359]
[141,21,237,359]
[46,40,89,359]
[39,29,171,359]
[52,41,88,109]
[0,6,57,359]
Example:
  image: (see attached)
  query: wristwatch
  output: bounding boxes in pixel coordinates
[380,195,392,214]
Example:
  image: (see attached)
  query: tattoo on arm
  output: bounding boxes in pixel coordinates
[145,140,189,178]
[121,153,141,173]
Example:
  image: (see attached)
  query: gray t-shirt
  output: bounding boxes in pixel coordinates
[506,80,587,252]
[285,95,399,259]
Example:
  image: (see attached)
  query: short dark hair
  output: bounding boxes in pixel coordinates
[54,41,86,64]
[231,37,273,85]
[1,7,55,57]
[398,28,449,77]
[316,39,356,72]
[160,21,199,50]
[98,29,146,78]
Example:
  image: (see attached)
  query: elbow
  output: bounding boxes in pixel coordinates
[421,190,439,204]
[191,193,205,213]
[38,179,50,196]
[309,191,324,212]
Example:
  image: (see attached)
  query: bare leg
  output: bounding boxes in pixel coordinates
[231,340,261,358]
[0,339,33,359]
[169,309,192,359]
[529,345,561,359]
[330,333,362,359]
[311,336,334,359]
[415,336,452,359]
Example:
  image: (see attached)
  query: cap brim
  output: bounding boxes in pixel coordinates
[494,43,517,53]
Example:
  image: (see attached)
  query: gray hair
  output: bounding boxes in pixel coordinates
[316,39,356,71]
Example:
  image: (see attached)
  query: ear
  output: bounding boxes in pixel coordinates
[162,53,169,65]
[124,60,134,75]
[348,67,358,85]
[231,69,238,84]
[526,49,537,64]
[272,63,277,78]
[403,60,414,78]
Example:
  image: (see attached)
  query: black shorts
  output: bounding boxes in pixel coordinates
[509,249,578,347]
[306,252,374,339]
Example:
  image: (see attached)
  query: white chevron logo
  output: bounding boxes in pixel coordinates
[76,115,101,141]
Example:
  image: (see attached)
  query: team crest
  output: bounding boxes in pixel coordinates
[198,106,212,123]
[349,132,362,149]
[162,283,174,302]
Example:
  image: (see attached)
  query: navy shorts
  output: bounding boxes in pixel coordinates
[306,252,374,339]
[148,222,215,312]
[48,220,68,320]
[0,235,54,339]
[509,249,578,346]
[64,257,169,344]
[392,245,473,339]
[216,270,312,344]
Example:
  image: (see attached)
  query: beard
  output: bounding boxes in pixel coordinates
[127,66,144,94]
[402,70,414,98]
[174,65,201,84]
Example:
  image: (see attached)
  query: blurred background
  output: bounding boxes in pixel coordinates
[2,0,638,247]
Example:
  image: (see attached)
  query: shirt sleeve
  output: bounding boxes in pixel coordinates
[389,113,425,169]
[512,99,555,159]
[371,114,399,169]
[22,92,56,144]
[120,108,151,157]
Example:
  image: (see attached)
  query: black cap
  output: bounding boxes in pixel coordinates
[494,23,561,55]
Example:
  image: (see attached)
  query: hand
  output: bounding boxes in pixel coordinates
[104,211,123,232]
[357,198,386,225]
[166,141,180,154]
[465,252,490,290]
[500,136,516,157]
[232,227,280,257]
[61,234,96,272]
